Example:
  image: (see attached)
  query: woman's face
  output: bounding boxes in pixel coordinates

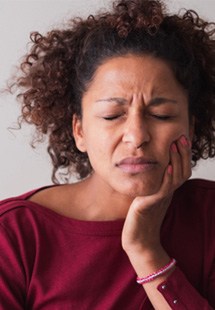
[73,54,193,197]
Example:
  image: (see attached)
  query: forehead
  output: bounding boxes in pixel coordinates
[87,54,183,95]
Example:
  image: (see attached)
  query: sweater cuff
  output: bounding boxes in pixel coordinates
[157,267,213,309]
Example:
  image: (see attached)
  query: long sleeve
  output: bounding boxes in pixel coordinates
[0,225,25,310]
[0,197,147,310]
[158,179,215,310]
[0,180,215,309]
[157,267,215,309]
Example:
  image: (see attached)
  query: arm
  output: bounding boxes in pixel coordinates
[122,135,215,309]
[0,224,25,310]
[157,267,215,309]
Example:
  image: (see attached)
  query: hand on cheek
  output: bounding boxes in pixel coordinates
[168,135,192,191]
[122,135,192,257]
[122,136,192,308]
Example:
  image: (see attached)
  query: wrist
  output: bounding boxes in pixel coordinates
[136,258,176,285]
[126,246,170,278]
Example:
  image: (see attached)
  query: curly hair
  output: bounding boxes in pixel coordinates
[12,0,215,183]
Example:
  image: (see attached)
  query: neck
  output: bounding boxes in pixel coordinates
[80,174,134,221]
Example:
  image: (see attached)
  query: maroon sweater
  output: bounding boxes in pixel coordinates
[0,179,215,309]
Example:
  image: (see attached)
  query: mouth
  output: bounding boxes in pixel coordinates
[116,157,158,174]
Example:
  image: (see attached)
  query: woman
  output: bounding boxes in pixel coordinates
[0,0,215,309]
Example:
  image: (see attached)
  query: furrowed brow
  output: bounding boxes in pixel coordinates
[95,97,127,105]
[149,97,178,106]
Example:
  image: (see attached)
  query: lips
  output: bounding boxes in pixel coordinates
[116,157,158,173]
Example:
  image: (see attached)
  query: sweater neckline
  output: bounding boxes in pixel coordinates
[21,185,126,236]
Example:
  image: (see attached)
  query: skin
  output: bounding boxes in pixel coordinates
[73,54,193,214]
[30,53,193,309]
[73,54,193,309]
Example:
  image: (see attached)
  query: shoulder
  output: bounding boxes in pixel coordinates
[181,178,215,191]
[0,186,52,217]
[0,189,37,217]
[0,186,56,234]
[0,186,62,259]
[173,178,215,218]
[177,178,215,200]
[168,179,215,255]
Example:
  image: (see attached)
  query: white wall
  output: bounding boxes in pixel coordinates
[0,0,214,199]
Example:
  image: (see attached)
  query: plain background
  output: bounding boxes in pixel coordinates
[0,0,214,200]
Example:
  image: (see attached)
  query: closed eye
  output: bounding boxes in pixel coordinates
[103,114,123,121]
[151,114,173,121]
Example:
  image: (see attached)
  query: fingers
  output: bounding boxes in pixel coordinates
[133,135,192,208]
[176,135,192,179]
[157,135,192,199]
[170,135,192,190]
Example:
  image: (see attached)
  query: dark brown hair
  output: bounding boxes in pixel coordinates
[12,0,215,182]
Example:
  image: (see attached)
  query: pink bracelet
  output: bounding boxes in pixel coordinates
[136,258,176,285]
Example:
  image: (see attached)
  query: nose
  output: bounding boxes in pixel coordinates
[122,111,150,148]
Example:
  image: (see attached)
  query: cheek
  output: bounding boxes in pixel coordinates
[84,130,112,165]
[155,124,189,162]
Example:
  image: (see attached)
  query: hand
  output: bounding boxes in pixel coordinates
[122,135,192,267]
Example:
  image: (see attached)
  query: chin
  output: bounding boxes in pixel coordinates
[116,180,162,198]
[113,167,164,198]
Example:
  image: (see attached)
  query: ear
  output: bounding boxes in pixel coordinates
[72,114,87,152]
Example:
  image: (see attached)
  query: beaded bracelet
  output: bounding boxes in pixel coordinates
[136,258,176,285]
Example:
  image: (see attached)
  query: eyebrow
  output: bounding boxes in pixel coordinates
[149,97,178,106]
[95,96,178,106]
[95,97,128,105]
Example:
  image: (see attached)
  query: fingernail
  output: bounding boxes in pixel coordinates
[167,165,173,174]
[171,143,177,152]
[180,135,188,146]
